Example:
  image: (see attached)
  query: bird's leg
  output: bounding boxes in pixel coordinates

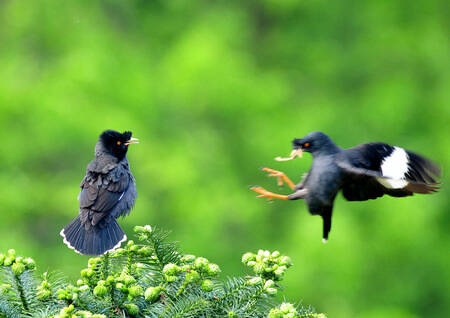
[295,173,309,190]
[261,167,296,190]
[251,186,289,200]
[287,188,308,200]
[251,187,308,201]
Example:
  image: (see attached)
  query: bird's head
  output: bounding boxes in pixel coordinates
[99,130,139,161]
[276,131,338,161]
[293,131,332,154]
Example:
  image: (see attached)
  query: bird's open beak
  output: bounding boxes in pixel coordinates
[275,148,303,162]
[125,137,139,146]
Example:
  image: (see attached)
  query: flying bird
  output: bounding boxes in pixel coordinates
[251,132,441,242]
[61,130,138,255]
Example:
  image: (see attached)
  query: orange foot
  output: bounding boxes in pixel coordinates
[251,186,288,200]
[262,167,296,190]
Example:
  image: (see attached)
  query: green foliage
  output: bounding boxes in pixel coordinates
[0,225,325,318]
[0,1,448,318]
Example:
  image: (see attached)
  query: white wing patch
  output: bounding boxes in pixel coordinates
[376,146,409,189]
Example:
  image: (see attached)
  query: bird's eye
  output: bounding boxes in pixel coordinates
[117,141,121,146]
[304,142,310,148]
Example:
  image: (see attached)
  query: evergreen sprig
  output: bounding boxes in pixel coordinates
[0,225,326,318]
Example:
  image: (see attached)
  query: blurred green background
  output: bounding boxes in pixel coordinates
[0,0,448,317]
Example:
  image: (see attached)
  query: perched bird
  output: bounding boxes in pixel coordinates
[61,130,138,255]
[251,132,441,242]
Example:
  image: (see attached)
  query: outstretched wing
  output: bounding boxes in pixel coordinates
[337,143,441,201]
[79,164,130,227]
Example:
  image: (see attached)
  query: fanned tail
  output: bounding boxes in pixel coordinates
[60,216,126,255]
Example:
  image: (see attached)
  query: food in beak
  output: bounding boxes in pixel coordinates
[125,137,139,146]
[275,148,303,161]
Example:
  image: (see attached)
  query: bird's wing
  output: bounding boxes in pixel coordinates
[79,165,130,226]
[336,143,440,201]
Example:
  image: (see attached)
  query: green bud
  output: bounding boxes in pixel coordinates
[247,261,256,267]
[241,252,255,264]
[81,268,94,278]
[165,275,177,282]
[106,275,115,284]
[279,256,293,267]
[264,279,275,289]
[37,289,51,300]
[41,281,51,289]
[15,256,23,264]
[274,269,284,278]
[271,251,281,258]
[180,254,196,263]
[127,240,135,248]
[268,308,283,318]
[194,257,209,269]
[138,233,149,241]
[265,264,278,273]
[11,262,26,275]
[124,303,139,315]
[76,279,85,286]
[181,264,191,272]
[130,245,139,252]
[228,311,236,317]
[253,262,265,274]
[0,254,5,265]
[57,293,66,300]
[144,286,162,301]
[201,279,214,292]
[93,285,107,297]
[266,287,277,295]
[134,226,145,233]
[138,246,151,256]
[280,302,296,314]
[123,274,136,286]
[163,263,180,276]
[113,248,126,256]
[7,249,16,257]
[206,263,221,276]
[185,270,200,283]
[88,257,101,267]
[79,285,89,292]
[247,276,263,286]
[134,225,152,233]
[128,285,144,298]
[64,304,75,313]
[4,256,15,266]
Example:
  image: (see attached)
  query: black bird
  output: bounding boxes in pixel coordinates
[251,132,441,242]
[61,130,138,255]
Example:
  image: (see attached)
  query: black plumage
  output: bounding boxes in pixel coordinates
[252,132,441,242]
[61,130,138,255]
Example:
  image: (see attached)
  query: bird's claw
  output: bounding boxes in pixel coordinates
[251,186,280,201]
[262,167,287,187]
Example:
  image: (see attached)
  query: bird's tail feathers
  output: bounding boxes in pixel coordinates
[60,216,126,255]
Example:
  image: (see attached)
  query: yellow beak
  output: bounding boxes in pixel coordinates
[125,137,139,146]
